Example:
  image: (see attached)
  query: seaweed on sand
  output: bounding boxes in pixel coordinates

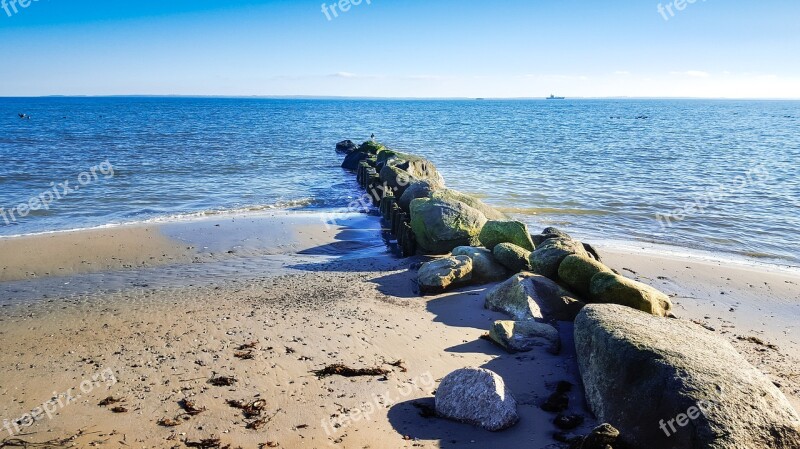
[311,364,390,379]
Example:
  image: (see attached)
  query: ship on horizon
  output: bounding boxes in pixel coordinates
[547,94,566,100]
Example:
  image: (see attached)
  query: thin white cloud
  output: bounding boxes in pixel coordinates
[330,72,358,78]
[670,70,711,78]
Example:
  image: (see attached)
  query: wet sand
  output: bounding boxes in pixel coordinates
[0,212,798,448]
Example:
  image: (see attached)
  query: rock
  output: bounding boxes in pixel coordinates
[531,227,572,247]
[341,151,368,171]
[589,272,673,316]
[430,189,506,220]
[398,179,441,212]
[484,272,585,322]
[379,164,414,197]
[488,320,560,354]
[452,246,508,283]
[435,368,519,431]
[575,304,800,449]
[529,238,589,280]
[410,197,487,255]
[358,140,385,154]
[335,139,358,154]
[492,243,532,273]
[554,414,585,431]
[582,242,603,262]
[417,256,473,294]
[479,220,535,251]
[543,227,571,238]
[558,254,613,298]
[569,423,620,449]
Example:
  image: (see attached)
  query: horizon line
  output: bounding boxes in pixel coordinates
[2,94,800,101]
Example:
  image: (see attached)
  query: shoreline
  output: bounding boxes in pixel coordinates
[1,208,798,285]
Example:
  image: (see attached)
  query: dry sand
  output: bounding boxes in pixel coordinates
[0,212,798,448]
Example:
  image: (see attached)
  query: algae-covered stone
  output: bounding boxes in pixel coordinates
[589,272,673,317]
[417,256,473,294]
[435,368,519,431]
[398,179,441,212]
[479,220,535,251]
[558,254,613,298]
[575,304,800,449]
[430,189,506,221]
[529,238,589,280]
[358,140,385,154]
[485,272,584,322]
[410,197,487,255]
[492,243,532,273]
[452,246,508,283]
[489,320,560,354]
[379,164,413,196]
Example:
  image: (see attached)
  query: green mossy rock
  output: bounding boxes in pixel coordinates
[492,243,532,273]
[589,272,673,317]
[359,140,386,154]
[529,238,589,280]
[398,179,441,212]
[558,254,613,298]
[410,197,488,255]
[479,220,535,251]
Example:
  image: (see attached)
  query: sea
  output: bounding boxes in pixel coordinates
[1,97,798,266]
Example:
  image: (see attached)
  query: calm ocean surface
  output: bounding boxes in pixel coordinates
[1,97,798,265]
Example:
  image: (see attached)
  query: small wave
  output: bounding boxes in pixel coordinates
[500,206,611,216]
[0,198,321,240]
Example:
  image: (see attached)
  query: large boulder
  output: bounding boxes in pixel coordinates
[589,272,673,317]
[492,243,532,273]
[430,189,506,221]
[379,164,414,196]
[398,179,441,212]
[435,368,519,431]
[575,304,800,449]
[558,254,613,298]
[452,246,508,283]
[484,272,585,322]
[335,139,358,154]
[529,238,590,280]
[341,151,368,171]
[479,220,535,251]
[417,256,473,294]
[489,320,560,354]
[410,197,487,254]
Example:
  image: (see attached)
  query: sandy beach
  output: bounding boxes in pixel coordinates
[0,211,797,449]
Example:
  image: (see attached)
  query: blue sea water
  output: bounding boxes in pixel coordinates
[1,97,798,265]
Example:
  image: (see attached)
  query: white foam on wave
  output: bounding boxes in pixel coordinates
[0,198,322,240]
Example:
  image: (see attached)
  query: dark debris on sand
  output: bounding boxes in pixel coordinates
[311,364,390,379]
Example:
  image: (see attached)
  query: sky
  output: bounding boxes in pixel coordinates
[1,0,799,98]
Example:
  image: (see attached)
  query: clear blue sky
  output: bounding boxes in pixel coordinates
[1,0,798,98]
